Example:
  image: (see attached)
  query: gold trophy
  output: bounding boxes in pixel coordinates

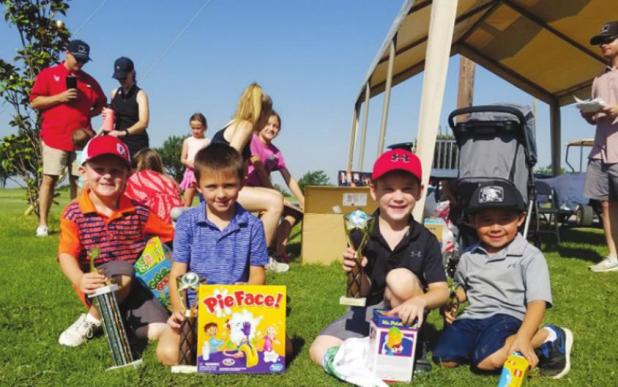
[340,209,374,306]
[171,272,200,374]
[88,247,142,370]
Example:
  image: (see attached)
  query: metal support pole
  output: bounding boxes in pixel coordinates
[346,105,360,172]
[377,39,396,156]
[550,101,561,176]
[413,0,459,221]
[357,83,371,171]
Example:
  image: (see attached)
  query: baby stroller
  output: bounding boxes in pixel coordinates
[444,104,537,275]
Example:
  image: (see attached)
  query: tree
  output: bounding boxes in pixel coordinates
[157,135,185,183]
[0,0,70,214]
[298,170,331,192]
[534,164,566,177]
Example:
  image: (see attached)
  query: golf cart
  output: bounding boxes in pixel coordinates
[536,139,599,227]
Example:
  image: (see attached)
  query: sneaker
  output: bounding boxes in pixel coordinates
[589,257,618,272]
[266,257,290,273]
[537,325,573,379]
[58,314,102,347]
[413,336,432,376]
[36,224,48,237]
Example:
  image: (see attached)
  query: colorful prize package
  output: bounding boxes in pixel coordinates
[197,285,286,374]
[367,309,418,383]
[497,352,529,387]
[133,237,172,309]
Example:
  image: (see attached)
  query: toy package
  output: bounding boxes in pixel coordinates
[367,309,418,383]
[497,352,529,387]
[134,237,172,309]
[197,285,286,374]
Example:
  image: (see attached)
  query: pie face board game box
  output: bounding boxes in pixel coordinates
[197,285,286,374]
[367,309,418,383]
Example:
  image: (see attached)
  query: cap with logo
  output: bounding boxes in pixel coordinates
[372,148,422,182]
[67,39,91,62]
[590,21,618,45]
[467,180,525,214]
[112,57,135,80]
[81,135,131,167]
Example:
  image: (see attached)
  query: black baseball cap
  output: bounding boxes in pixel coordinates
[113,57,134,80]
[67,40,91,62]
[466,180,525,214]
[590,21,618,45]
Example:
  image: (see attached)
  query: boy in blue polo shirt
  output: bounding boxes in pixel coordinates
[156,143,268,365]
[433,181,573,379]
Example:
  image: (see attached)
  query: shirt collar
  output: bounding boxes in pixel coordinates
[604,65,618,73]
[77,188,136,217]
[196,202,249,230]
[369,209,421,248]
[469,233,527,261]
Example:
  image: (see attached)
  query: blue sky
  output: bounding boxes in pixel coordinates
[0,0,599,186]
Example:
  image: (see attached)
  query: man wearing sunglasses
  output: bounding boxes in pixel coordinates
[582,22,618,272]
[30,39,106,237]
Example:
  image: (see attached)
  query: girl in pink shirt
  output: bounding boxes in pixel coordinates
[180,113,210,206]
[246,111,305,262]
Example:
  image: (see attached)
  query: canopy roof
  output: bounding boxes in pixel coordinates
[358,0,617,107]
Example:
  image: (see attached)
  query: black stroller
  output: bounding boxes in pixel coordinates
[445,104,538,275]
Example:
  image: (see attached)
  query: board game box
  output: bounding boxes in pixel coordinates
[197,285,286,374]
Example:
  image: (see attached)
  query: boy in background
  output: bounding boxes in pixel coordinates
[309,148,449,374]
[433,181,573,379]
[156,143,269,365]
[57,135,173,347]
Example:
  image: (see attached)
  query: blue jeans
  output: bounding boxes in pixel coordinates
[432,314,521,367]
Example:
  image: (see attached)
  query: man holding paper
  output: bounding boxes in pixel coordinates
[581,21,618,272]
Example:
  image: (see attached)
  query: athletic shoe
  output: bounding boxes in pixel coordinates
[413,333,432,376]
[58,314,101,347]
[36,224,48,237]
[537,325,573,379]
[589,258,618,272]
[265,257,290,273]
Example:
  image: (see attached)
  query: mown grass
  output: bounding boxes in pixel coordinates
[0,188,616,386]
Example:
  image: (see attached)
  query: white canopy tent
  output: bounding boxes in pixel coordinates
[347,0,618,219]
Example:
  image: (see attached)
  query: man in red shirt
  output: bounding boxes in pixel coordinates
[30,39,106,237]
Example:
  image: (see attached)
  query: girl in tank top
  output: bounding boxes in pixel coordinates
[180,113,210,206]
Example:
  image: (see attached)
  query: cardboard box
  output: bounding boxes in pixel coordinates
[196,285,286,374]
[301,186,377,265]
[134,237,172,309]
[367,309,418,383]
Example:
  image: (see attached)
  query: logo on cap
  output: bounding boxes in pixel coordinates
[391,153,410,163]
[603,24,610,33]
[117,143,127,156]
[478,186,504,204]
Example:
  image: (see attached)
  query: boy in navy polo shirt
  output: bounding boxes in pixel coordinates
[309,149,449,374]
[433,181,573,379]
[156,143,268,365]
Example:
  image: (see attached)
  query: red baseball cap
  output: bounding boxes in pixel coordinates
[80,135,131,167]
[372,148,422,182]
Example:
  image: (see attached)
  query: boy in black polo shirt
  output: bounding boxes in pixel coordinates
[309,148,449,374]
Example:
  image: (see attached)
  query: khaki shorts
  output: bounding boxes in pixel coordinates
[42,141,80,176]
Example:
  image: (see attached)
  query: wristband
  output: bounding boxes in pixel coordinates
[123,129,130,136]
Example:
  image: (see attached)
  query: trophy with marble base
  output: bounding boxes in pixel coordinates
[171,272,200,374]
[340,209,373,307]
[88,248,142,370]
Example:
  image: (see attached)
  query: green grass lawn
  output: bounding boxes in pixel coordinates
[1,188,617,386]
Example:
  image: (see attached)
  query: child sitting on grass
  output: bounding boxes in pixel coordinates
[125,147,183,224]
[156,143,269,365]
[57,135,174,347]
[433,180,573,379]
[309,148,449,375]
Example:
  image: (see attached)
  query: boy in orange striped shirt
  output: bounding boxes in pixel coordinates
[57,135,173,347]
